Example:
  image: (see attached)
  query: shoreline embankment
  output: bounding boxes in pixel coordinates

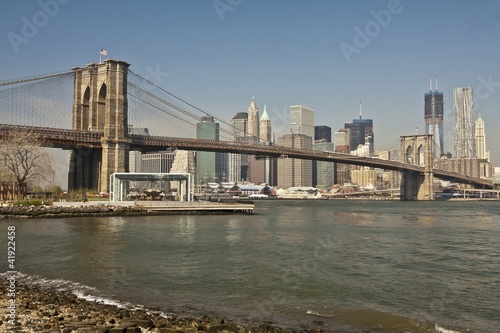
[0,201,254,219]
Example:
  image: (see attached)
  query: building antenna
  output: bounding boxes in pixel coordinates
[359,99,362,119]
[429,75,432,92]
[435,77,438,91]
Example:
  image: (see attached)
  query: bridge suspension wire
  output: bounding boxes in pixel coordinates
[127,71,236,141]
[128,81,235,140]
[127,70,265,144]
[372,138,401,160]
[0,70,73,87]
[0,71,74,129]
[128,91,205,136]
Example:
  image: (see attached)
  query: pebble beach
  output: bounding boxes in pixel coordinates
[0,278,334,333]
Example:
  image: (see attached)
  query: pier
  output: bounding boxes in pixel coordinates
[52,200,254,215]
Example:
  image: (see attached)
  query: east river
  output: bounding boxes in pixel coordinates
[1,200,499,332]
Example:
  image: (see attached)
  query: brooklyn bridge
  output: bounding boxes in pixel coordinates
[0,59,493,200]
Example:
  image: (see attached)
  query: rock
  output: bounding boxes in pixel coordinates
[206,324,230,333]
[117,320,137,328]
[126,327,142,333]
[136,319,153,328]
[257,323,271,333]
[110,328,127,333]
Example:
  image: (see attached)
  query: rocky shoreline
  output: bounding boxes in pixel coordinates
[0,280,334,333]
[0,203,253,219]
[0,204,146,219]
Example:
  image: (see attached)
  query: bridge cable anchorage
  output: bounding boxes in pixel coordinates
[0,70,73,87]
[128,70,265,144]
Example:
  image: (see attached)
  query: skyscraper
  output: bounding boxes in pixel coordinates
[259,105,272,143]
[424,79,444,157]
[277,133,313,188]
[453,87,475,158]
[228,112,248,182]
[290,105,315,139]
[315,125,332,142]
[344,101,374,153]
[475,113,490,162]
[250,104,275,185]
[247,97,260,142]
[344,119,373,153]
[313,141,335,189]
[196,116,220,186]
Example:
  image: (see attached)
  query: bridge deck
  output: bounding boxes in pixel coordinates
[0,124,492,188]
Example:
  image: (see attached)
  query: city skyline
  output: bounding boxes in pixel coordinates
[1,0,499,188]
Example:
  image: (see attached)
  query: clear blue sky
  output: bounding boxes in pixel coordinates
[1,0,499,174]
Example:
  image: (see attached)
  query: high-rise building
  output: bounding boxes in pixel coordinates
[312,126,332,188]
[196,116,220,186]
[230,112,248,139]
[344,119,374,153]
[247,97,260,142]
[128,126,148,173]
[290,105,315,139]
[334,130,350,151]
[277,133,313,188]
[249,104,275,185]
[141,149,175,173]
[344,101,374,153]
[351,169,378,189]
[259,105,272,143]
[453,87,475,158]
[313,141,335,189]
[315,125,332,142]
[229,112,248,182]
[333,129,351,185]
[424,80,444,157]
[475,113,490,162]
[129,151,142,173]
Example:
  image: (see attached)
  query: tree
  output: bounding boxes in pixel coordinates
[0,128,52,200]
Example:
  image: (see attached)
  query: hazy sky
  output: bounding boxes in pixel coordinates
[1,0,499,186]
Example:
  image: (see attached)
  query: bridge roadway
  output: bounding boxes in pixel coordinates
[0,124,493,188]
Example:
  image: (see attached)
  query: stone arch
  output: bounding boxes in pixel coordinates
[97,82,106,131]
[417,144,425,167]
[405,145,413,164]
[82,86,90,130]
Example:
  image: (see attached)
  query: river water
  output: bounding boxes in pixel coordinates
[1,200,499,332]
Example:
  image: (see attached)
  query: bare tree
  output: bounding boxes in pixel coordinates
[0,128,52,199]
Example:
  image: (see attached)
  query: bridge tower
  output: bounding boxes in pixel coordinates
[400,134,434,200]
[68,60,130,193]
